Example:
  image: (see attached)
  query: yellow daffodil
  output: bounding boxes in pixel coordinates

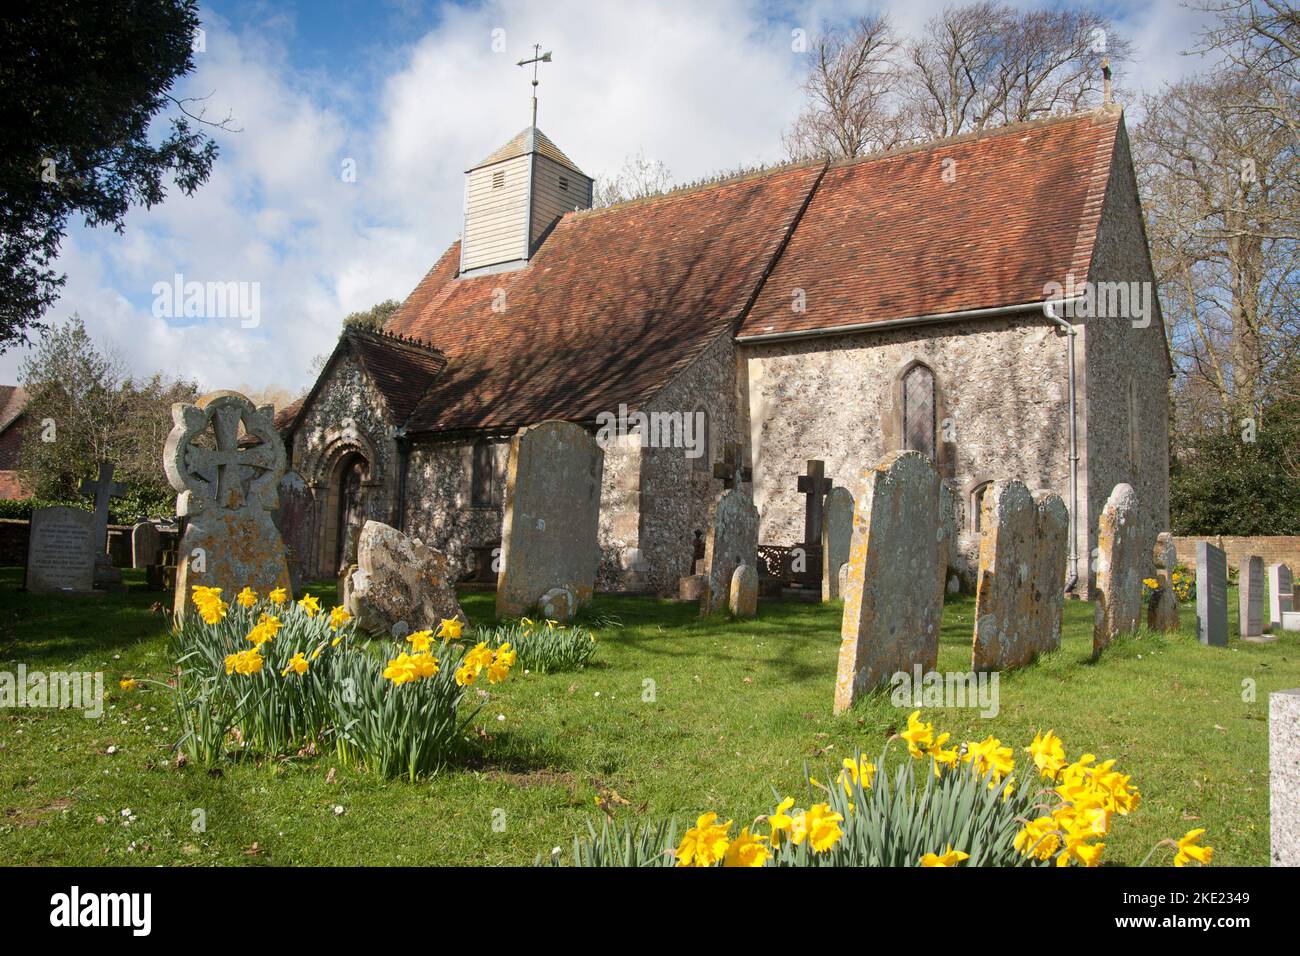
[436,618,463,641]
[269,587,288,605]
[236,586,258,608]
[329,605,351,631]
[723,828,771,868]
[464,641,494,676]
[119,678,137,691]
[674,812,732,867]
[411,653,439,680]
[454,663,477,686]
[927,732,960,775]
[767,797,795,847]
[298,594,321,618]
[1027,729,1067,780]
[1142,577,1159,590]
[900,710,935,757]
[246,613,281,647]
[407,630,434,652]
[1174,828,1213,867]
[224,649,264,676]
[802,803,844,853]
[963,735,1015,783]
[837,755,876,794]
[1014,817,1062,861]
[281,652,309,677]
[191,586,227,625]
[920,845,970,867]
[383,652,419,685]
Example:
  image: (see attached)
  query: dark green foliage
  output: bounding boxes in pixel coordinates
[1171,427,1300,535]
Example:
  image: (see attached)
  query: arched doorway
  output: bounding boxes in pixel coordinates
[329,452,370,574]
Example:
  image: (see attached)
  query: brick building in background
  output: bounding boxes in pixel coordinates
[0,385,30,500]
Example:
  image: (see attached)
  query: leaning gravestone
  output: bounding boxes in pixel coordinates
[835,450,944,714]
[1239,554,1272,643]
[1092,483,1146,657]
[349,520,466,634]
[1195,540,1228,647]
[274,470,315,593]
[131,521,161,569]
[25,506,96,594]
[701,487,760,616]
[970,482,1068,671]
[1267,563,1294,630]
[821,486,854,602]
[496,420,603,620]
[164,390,292,619]
[1148,532,1181,632]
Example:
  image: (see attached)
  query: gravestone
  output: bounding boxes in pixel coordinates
[729,563,758,617]
[711,441,752,491]
[1092,483,1146,657]
[1195,540,1228,647]
[795,460,832,585]
[1268,563,1294,630]
[701,488,760,616]
[834,450,944,714]
[25,506,96,594]
[970,482,1068,671]
[274,470,315,593]
[131,521,161,569]
[821,486,854,601]
[496,420,603,619]
[1148,532,1181,632]
[349,520,466,633]
[164,390,292,618]
[1271,689,1300,866]
[80,461,127,591]
[1239,554,1272,643]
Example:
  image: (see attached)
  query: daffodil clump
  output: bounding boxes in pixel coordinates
[480,617,597,674]
[1169,566,1195,603]
[553,712,1213,868]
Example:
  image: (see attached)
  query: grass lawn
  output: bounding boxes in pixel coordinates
[1,565,1296,866]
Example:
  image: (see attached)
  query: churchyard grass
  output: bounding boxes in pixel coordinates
[1,566,1296,866]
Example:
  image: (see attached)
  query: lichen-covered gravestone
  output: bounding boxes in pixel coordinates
[1092,483,1146,658]
[274,470,315,593]
[1271,689,1300,866]
[1239,554,1272,643]
[821,487,854,602]
[729,563,758,617]
[130,521,161,569]
[349,520,466,635]
[25,506,96,594]
[834,450,944,714]
[1195,540,1228,647]
[701,488,760,616]
[970,482,1068,671]
[496,420,603,621]
[1268,563,1294,630]
[164,390,292,618]
[1148,532,1180,632]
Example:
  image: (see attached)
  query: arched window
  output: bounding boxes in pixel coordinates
[471,439,498,508]
[970,481,992,533]
[902,363,936,461]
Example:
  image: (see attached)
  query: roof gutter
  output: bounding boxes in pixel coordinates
[735,298,1069,344]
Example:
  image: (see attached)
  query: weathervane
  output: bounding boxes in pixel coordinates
[517,43,552,128]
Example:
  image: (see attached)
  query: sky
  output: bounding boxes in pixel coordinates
[0,0,1225,396]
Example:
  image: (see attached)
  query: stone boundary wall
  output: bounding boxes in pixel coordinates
[1,518,176,569]
[1172,536,1300,575]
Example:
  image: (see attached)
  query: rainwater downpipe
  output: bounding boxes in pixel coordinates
[1043,299,1081,594]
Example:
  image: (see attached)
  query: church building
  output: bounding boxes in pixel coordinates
[277,104,1170,598]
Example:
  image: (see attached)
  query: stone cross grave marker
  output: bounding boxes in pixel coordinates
[1092,483,1146,658]
[834,450,944,714]
[797,460,833,545]
[1195,540,1228,647]
[164,390,291,618]
[711,441,752,491]
[496,420,603,620]
[821,486,854,601]
[1239,554,1272,642]
[80,461,126,553]
[25,505,96,594]
[1267,563,1294,630]
[701,487,759,616]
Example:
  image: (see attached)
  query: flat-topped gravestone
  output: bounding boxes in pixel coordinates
[1239,554,1272,643]
[496,420,603,619]
[1148,532,1180,632]
[1092,483,1146,657]
[835,450,944,714]
[821,486,854,601]
[131,521,161,569]
[1271,689,1300,866]
[25,506,96,594]
[1196,540,1228,647]
[701,487,759,616]
[970,482,1068,671]
[1268,563,1294,630]
[164,390,292,618]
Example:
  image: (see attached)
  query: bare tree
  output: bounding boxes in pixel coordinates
[782,14,906,160]
[593,151,675,207]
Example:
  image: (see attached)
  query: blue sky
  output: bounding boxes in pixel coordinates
[0,0,1221,397]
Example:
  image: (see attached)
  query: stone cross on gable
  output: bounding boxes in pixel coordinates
[80,460,127,548]
[711,441,752,491]
[797,459,833,546]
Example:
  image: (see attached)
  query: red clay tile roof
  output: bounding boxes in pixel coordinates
[738,108,1120,338]
[387,163,826,433]
[0,384,29,433]
[346,328,448,424]
[273,396,305,434]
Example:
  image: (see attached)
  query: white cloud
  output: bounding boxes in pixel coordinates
[0,0,1216,395]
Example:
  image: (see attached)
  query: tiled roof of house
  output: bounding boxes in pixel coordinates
[739,108,1120,338]
[273,396,305,434]
[387,162,826,433]
[0,384,29,433]
[345,328,448,425]
[339,108,1123,437]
